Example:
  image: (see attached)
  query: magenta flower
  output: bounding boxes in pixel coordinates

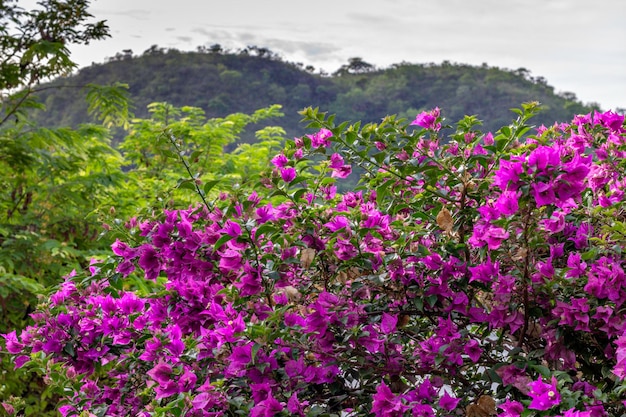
[255,203,276,224]
[111,239,138,258]
[222,220,242,237]
[532,181,556,207]
[498,399,524,417]
[528,145,560,174]
[469,259,498,284]
[307,128,333,148]
[471,224,509,250]
[287,392,309,417]
[219,248,243,272]
[250,394,283,417]
[324,215,349,232]
[562,409,592,417]
[271,153,288,168]
[463,339,482,362]
[527,376,561,410]
[226,343,252,375]
[410,107,441,131]
[380,313,398,334]
[613,334,626,379]
[280,166,297,182]
[493,157,525,190]
[235,263,263,296]
[331,164,352,179]
[116,260,135,277]
[438,391,460,411]
[495,190,521,216]
[371,382,407,417]
[2,331,24,354]
[147,362,173,386]
[329,153,344,168]
[541,210,566,233]
[597,110,625,132]
[138,245,161,281]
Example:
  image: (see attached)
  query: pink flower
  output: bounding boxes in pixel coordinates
[596,110,625,132]
[532,181,556,207]
[222,220,242,237]
[380,313,398,334]
[493,157,525,190]
[329,153,344,168]
[287,392,309,417]
[271,153,288,168]
[527,376,561,410]
[250,395,283,417]
[331,164,352,178]
[463,339,482,362]
[470,223,509,250]
[495,190,521,216]
[307,128,333,148]
[138,245,161,281]
[280,167,297,182]
[2,331,24,354]
[219,249,243,272]
[111,239,137,258]
[498,399,524,417]
[410,107,441,131]
[438,391,460,411]
[147,362,172,386]
[324,215,349,232]
[371,382,407,417]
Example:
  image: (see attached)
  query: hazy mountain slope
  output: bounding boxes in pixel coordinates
[32,47,597,138]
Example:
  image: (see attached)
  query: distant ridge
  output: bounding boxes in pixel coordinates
[32,46,598,138]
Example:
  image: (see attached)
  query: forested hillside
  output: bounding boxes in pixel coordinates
[32,46,598,138]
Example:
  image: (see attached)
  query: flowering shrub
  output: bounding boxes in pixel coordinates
[3,103,626,416]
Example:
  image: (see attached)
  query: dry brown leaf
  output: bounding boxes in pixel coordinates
[280,285,301,302]
[477,395,496,415]
[436,206,454,232]
[300,248,316,269]
[465,395,496,417]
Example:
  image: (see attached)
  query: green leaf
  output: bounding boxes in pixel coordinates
[213,234,234,251]
[177,179,197,191]
[203,180,220,195]
[376,179,395,206]
[255,223,277,239]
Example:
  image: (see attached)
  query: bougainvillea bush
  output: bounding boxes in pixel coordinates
[3,103,626,416]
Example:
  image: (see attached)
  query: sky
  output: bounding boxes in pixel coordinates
[58,0,626,111]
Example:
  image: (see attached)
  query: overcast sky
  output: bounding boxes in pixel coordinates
[63,0,626,111]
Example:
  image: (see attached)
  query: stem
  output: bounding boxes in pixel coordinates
[165,132,214,213]
[517,207,533,348]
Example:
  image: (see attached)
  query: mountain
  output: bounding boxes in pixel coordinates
[31,46,599,138]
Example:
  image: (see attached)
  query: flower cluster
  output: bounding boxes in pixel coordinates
[3,106,626,416]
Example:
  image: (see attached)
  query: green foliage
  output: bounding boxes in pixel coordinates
[0,0,109,126]
[0,2,111,414]
[115,102,285,213]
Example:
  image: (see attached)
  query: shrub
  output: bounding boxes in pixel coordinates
[3,104,626,417]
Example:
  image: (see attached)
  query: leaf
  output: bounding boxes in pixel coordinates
[436,206,453,232]
[203,180,220,195]
[300,248,316,269]
[376,178,395,206]
[255,223,277,239]
[213,234,234,251]
[177,179,197,191]
[466,395,496,416]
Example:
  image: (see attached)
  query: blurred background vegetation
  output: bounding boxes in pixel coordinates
[32,44,599,142]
